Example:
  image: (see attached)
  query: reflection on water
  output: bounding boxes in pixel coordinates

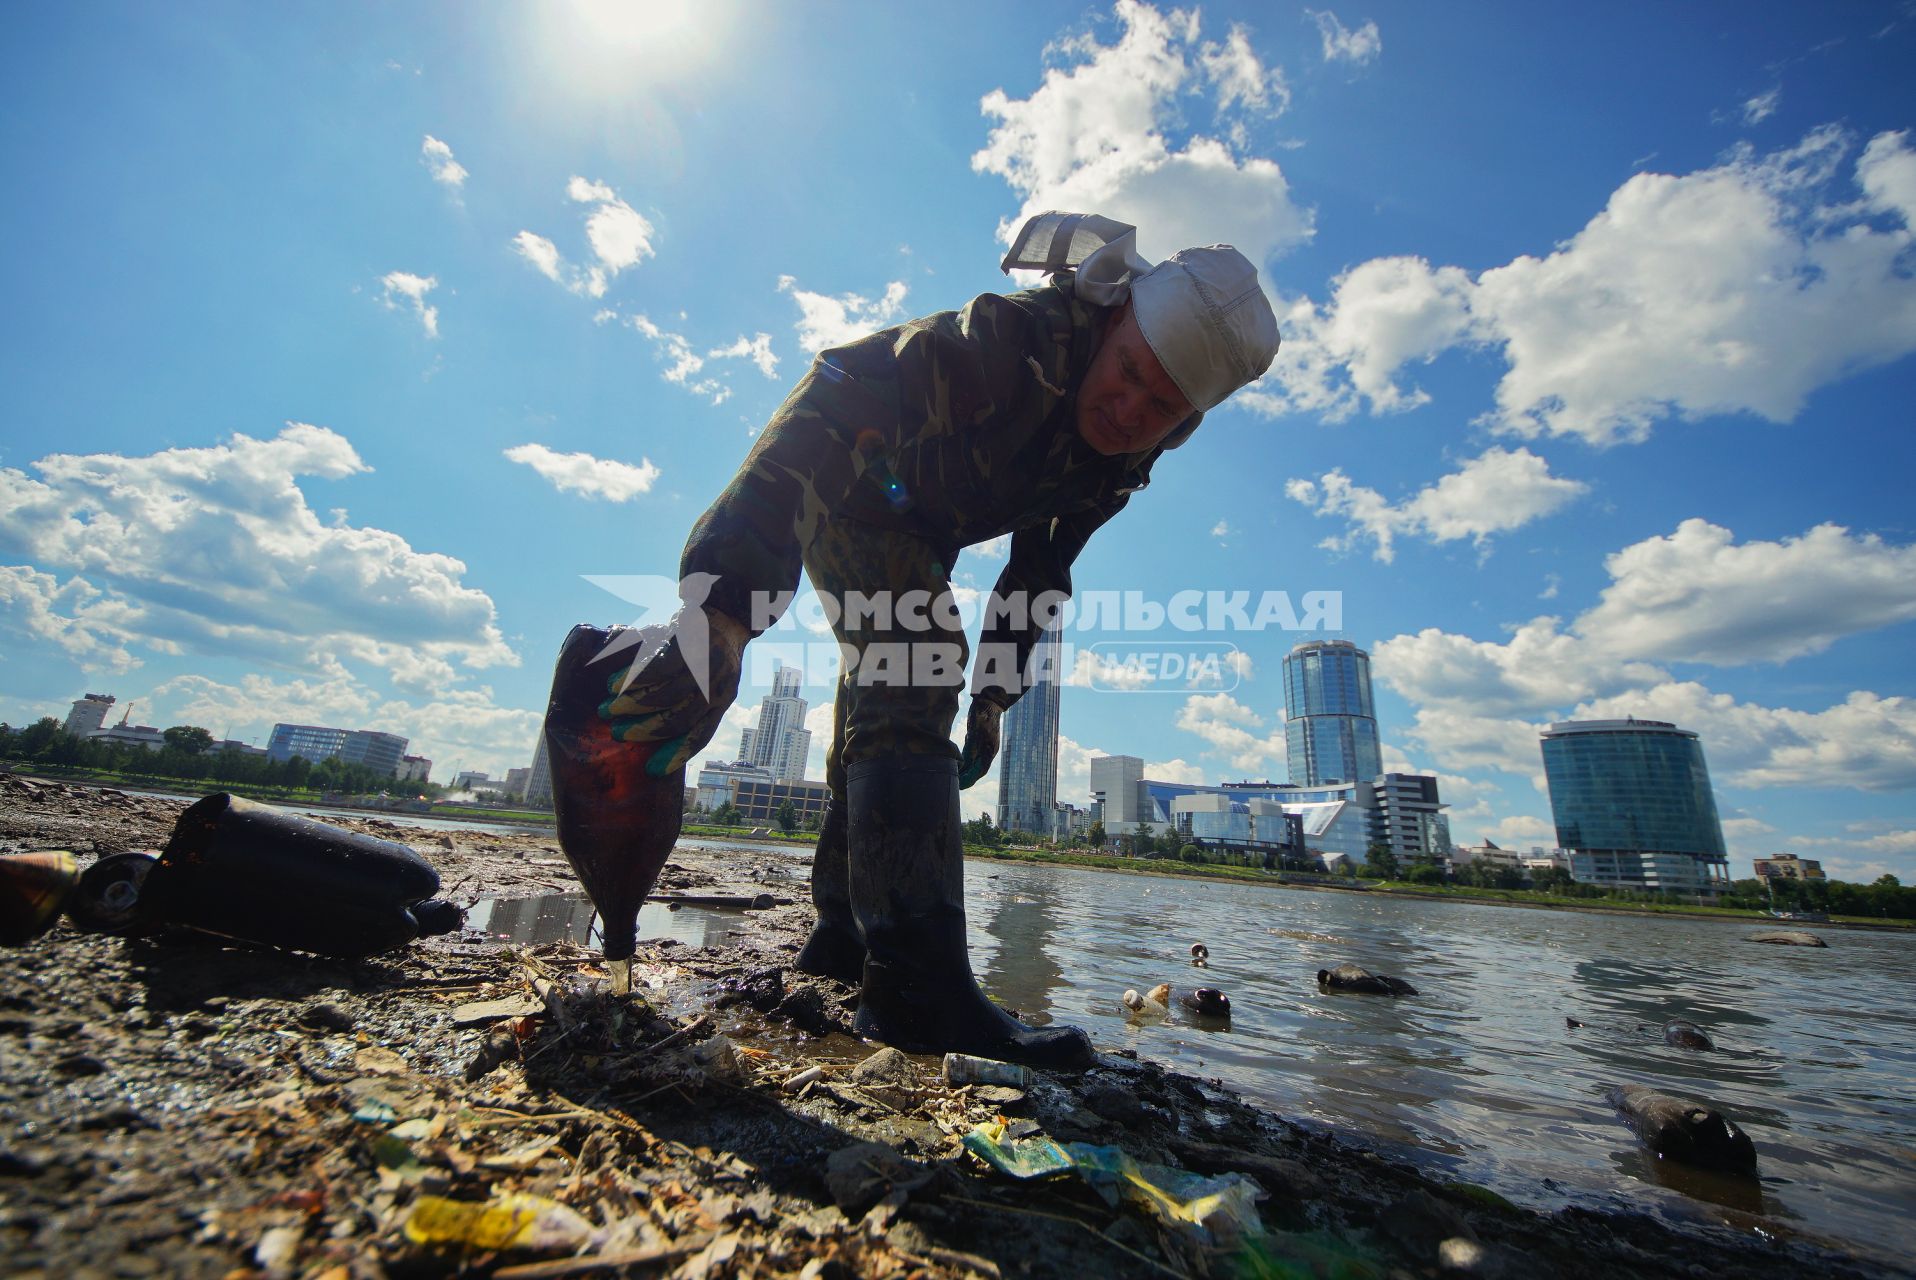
[468,893,751,950]
[959,861,1916,1264]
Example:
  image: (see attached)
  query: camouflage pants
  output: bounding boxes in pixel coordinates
[804,514,967,801]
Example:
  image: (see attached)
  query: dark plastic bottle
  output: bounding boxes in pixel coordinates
[544,623,685,983]
[68,793,463,957]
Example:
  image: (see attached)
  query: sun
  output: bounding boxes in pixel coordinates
[537,0,730,93]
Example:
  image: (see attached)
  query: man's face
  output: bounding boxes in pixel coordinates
[1074,305,1196,456]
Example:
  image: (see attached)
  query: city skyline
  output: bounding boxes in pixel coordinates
[1,5,1911,881]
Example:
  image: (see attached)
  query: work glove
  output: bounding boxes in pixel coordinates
[597,608,749,777]
[957,696,1007,789]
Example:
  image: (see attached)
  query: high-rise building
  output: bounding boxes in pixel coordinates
[1541,718,1729,894]
[267,724,409,777]
[524,736,553,809]
[1282,639,1382,786]
[997,626,1062,835]
[1088,754,1145,832]
[396,755,433,785]
[738,662,811,782]
[63,693,116,737]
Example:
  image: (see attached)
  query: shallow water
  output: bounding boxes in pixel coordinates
[472,840,1916,1263]
[962,858,1916,1264]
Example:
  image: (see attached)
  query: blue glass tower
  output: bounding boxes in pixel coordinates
[997,625,1062,835]
[1541,718,1728,892]
[1282,640,1382,786]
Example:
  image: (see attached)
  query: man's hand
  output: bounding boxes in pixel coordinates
[957,697,1006,789]
[599,608,749,777]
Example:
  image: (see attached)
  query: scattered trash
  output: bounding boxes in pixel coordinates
[1660,1019,1715,1051]
[962,1120,1267,1243]
[403,1193,599,1252]
[1178,987,1231,1018]
[1606,1084,1758,1175]
[944,1053,1033,1088]
[1190,941,1209,967]
[1317,963,1418,996]
[452,994,549,1026]
[64,793,463,957]
[0,850,77,946]
[1121,983,1171,1020]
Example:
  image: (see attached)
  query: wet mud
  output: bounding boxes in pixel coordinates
[0,775,1901,1279]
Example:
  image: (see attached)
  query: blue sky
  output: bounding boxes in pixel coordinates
[3,2,1913,880]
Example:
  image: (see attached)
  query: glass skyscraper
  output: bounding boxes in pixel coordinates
[997,625,1062,835]
[1541,718,1729,893]
[1282,639,1382,786]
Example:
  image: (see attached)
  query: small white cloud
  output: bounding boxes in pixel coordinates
[708,333,780,379]
[1742,87,1781,125]
[777,275,909,353]
[420,135,468,189]
[1174,692,1287,773]
[515,177,656,299]
[1199,24,1289,114]
[630,315,730,404]
[379,271,439,338]
[1539,573,1560,600]
[503,443,660,501]
[1288,446,1587,562]
[1210,519,1230,541]
[1307,9,1381,65]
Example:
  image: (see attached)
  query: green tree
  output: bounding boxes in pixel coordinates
[775,799,798,834]
[1087,820,1106,848]
[1179,844,1204,864]
[712,801,741,827]
[1362,842,1400,880]
[163,725,215,754]
[18,717,61,757]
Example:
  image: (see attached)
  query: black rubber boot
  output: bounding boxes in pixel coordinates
[793,801,863,985]
[846,754,1095,1071]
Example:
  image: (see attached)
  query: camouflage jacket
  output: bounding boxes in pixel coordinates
[682,277,1163,703]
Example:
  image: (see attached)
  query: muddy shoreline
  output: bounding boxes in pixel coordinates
[1,775,1901,1278]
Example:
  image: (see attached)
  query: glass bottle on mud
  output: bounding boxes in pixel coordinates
[543,623,686,993]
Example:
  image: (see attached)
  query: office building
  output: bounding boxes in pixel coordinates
[524,736,554,809]
[454,770,492,791]
[1089,755,1145,827]
[695,760,774,811]
[1753,854,1825,881]
[1542,718,1729,894]
[1086,758,1447,868]
[1282,639,1382,786]
[267,724,409,777]
[504,766,531,798]
[396,755,432,785]
[64,693,116,737]
[738,662,811,782]
[997,625,1062,835]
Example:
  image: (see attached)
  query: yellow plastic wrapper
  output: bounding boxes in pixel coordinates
[403,1193,597,1252]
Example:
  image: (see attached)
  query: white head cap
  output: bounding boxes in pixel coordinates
[1129,245,1281,412]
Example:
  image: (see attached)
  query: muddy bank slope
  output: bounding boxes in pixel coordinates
[0,777,1897,1279]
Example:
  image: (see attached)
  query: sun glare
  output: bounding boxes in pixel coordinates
[540,0,727,92]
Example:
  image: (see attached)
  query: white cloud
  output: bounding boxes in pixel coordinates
[514,177,656,298]
[0,565,144,673]
[707,333,780,379]
[1377,520,1916,793]
[1478,813,1555,848]
[1247,256,1477,420]
[1287,447,1587,562]
[1576,519,1916,666]
[1243,128,1916,447]
[1173,692,1287,773]
[969,535,1011,560]
[1742,88,1781,125]
[1199,24,1288,114]
[379,271,439,338]
[1144,756,1210,785]
[1307,9,1381,65]
[150,672,542,781]
[777,275,909,353]
[1066,648,1157,690]
[971,0,1312,267]
[512,231,564,283]
[0,425,514,681]
[503,443,661,502]
[1210,519,1230,542]
[420,135,468,189]
[627,315,729,404]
